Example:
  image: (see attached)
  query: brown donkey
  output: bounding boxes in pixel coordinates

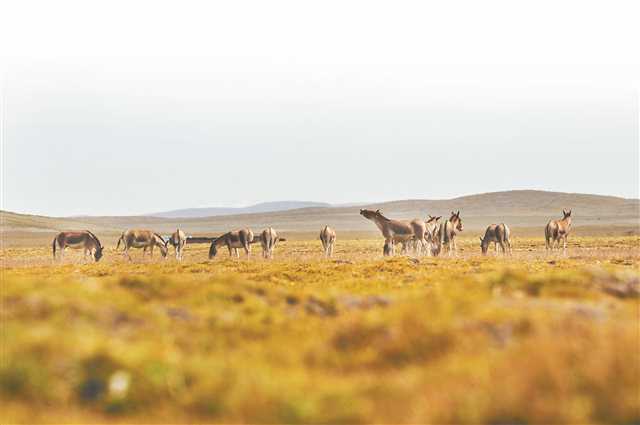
[166,228,187,260]
[480,223,512,255]
[52,230,104,262]
[116,229,168,261]
[209,229,254,259]
[320,226,336,257]
[439,211,464,256]
[259,227,283,259]
[360,209,427,256]
[545,209,572,251]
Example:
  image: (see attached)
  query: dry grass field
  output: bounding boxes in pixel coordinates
[1,234,639,424]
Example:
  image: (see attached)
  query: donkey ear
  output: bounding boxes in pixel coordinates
[376,209,380,214]
[567,209,572,216]
[562,209,567,216]
[479,237,483,242]
[456,210,460,216]
[437,216,442,221]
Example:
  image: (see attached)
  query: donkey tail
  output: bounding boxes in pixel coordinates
[116,234,124,251]
[545,222,552,241]
[52,236,57,259]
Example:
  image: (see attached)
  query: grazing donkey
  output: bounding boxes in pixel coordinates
[166,228,187,260]
[360,209,426,256]
[480,223,512,255]
[439,211,464,256]
[116,229,168,261]
[320,226,336,257]
[545,209,572,251]
[259,227,281,259]
[52,230,104,262]
[209,229,254,259]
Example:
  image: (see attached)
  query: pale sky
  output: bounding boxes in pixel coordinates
[1,0,639,216]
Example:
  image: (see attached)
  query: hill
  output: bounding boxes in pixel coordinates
[2,191,638,242]
[148,201,331,218]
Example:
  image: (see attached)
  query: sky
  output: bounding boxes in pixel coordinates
[1,0,639,216]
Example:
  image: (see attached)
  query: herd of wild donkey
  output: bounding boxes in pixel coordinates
[50,208,574,263]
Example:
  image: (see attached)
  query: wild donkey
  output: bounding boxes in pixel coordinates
[209,229,254,259]
[423,215,442,256]
[259,227,282,259]
[166,229,187,260]
[116,229,168,261]
[360,209,426,256]
[52,230,104,262]
[439,211,464,256]
[425,215,441,238]
[320,226,336,257]
[480,223,512,255]
[545,209,572,251]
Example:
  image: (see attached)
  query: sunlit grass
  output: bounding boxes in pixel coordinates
[1,237,639,423]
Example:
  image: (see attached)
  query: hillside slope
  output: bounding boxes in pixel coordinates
[3,191,638,236]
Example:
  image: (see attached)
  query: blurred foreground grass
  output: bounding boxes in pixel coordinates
[1,237,639,423]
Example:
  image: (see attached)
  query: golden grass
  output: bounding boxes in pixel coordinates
[1,237,639,424]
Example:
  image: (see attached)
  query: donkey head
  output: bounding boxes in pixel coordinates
[562,209,572,219]
[451,211,464,232]
[94,244,104,262]
[427,215,441,224]
[208,241,218,259]
[359,209,378,220]
[479,236,489,255]
[159,243,168,259]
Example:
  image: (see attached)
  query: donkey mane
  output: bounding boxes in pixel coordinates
[85,230,102,246]
[153,233,166,244]
[375,211,392,222]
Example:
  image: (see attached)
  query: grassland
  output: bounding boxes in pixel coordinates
[1,236,639,424]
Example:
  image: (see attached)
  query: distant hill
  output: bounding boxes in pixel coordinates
[2,191,638,241]
[148,201,332,218]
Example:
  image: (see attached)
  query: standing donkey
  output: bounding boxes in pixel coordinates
[545,209,572,251]
[320,226,336,257]
[166,228,187,260]
[439,211,464,256]
[423,215,442,256]
[259,227,282,259]
[52,230,104,262]
[360,209,426,256]
[480,223,512,255]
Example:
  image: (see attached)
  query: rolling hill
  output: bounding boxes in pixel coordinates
[2,191,638,243]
